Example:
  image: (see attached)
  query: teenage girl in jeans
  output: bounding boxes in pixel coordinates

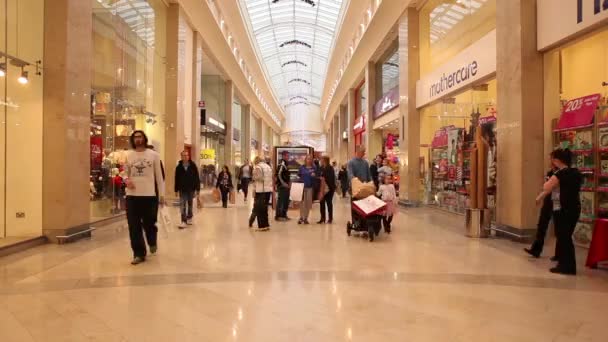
[298,155,317,225]
[535,148,581,275]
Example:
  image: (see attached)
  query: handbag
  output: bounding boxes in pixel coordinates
[229,189,236,204]
[290,182,304,201]
[212,188,221,203]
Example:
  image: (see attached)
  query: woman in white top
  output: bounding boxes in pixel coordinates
[377,174,397,234]
[238,160,253,202]
[248,157,273,231]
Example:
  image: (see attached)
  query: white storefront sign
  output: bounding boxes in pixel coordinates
[538,0,608,51]
[416,29,496,108]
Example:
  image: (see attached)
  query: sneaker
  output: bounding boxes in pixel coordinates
[131,256,145,265]
[186,219,193,225]
[178,222,187,229]
[303,219,310,225]
[150,245,157,254]
[256,227,270,232]
[297,219,303,225]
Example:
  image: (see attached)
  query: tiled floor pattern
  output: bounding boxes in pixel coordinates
[1,196,607,341]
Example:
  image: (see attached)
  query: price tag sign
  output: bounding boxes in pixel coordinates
[555,94,601,131]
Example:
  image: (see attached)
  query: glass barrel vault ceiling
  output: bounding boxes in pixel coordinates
[239,0,346,110]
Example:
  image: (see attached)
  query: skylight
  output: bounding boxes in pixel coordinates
[429,0,489,45]
[97,0,156,47]
[239,0,346,108]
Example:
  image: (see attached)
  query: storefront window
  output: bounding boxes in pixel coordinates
[0,0,44,240]
[544,27,608,247]
[377,46,399,97]
[419,79,497,215]
[233,99,242,166]
[201,75,227,171]
[90,0,167,222]
[419,0,496,76]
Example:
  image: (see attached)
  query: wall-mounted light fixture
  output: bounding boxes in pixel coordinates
[0,51,42,84]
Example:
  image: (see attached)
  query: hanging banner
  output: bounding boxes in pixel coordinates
[555,93,601,131]
[200,149,216,164]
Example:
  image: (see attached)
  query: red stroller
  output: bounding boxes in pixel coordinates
[346,196,387,242]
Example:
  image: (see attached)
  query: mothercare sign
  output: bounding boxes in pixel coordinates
[538,0,608,50]
[416,30,496,108]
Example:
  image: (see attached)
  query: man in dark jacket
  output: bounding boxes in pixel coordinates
[175,150,200,228]
[275,150,291,221]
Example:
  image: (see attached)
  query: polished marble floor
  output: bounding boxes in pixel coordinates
[1,196,608,341]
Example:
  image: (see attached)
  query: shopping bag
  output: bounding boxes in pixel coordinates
[212,188,221,203]
[290,182,304,202]
[158,205,174,236]
[353,195,387,218]
[351,178,376,199]
[229,190,236,204]
[196,194,204,209]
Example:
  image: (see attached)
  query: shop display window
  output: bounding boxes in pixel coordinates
[89,0,167,222]
[377,46,399,97]
[419,79,497,217]
[546,27,608,248]
[0,0,44,240]
[419,0,496,76]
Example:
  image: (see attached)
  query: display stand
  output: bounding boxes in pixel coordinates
[553,94,604,249]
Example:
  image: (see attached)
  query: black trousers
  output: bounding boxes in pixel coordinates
[241,178,251,199]
[250,192,271,228]
[220,187,229,207]
[276,186,290,218]
[382,215,393,231]
[553,209,580,273]
[126,196,158,258]
[319,190,334,221]
[530,197,556,256]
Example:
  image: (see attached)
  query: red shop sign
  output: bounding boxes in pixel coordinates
[555,93,601,131]
[353,115,366,135]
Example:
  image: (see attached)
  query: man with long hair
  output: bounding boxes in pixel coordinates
[124,130,165,265]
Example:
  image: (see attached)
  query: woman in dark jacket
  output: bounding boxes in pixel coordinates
[535,148,582,275]
[338,165,348,198]
[216,165,233,208]
[318,156,337,224]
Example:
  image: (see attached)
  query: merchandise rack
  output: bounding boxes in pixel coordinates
[553,99,608,248]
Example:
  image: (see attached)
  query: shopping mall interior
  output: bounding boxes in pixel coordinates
[0,0,608,340]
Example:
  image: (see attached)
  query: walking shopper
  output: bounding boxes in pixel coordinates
[175,150,200,229]
[238,160,253,202]
[347,146,372,185]
[318,156,336,224]
[124,130,165,265]
[249,157,273,231]
[338,165,349,198]
[377,174,397,233]
[216,165,233,208]
[535,148,582,275]
[370,155,383,189]
[275,150,291,221]
[525,165,558,259]
[298,155,318,225]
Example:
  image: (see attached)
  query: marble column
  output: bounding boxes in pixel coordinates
[496,0,544,235]
[192,33,203,170]
[257,117,264,158]
[365,62,383,159]
[543,50,561,160]
[340,104,349,164]
[225,80,234,166]
[347,90,356,155]
[399,8,421,204]
[164,3,184,199]
[243,105,252,162]
[42,0,92,241]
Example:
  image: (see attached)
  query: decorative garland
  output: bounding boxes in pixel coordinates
[279,40,312,49]
[272,0,316,7]
[282,60,308,67]
[288,78,311,85]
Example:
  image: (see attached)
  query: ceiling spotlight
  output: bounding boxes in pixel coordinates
[0,63,5,77]
[18,69,28,84]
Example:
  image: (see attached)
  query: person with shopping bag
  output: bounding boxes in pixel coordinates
[249,157,273,230]
[216,165,233,208]
[175,150,200,229]
[124,130,165,265]
[297,155,318,225]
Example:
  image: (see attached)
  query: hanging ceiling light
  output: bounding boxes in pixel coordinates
[18,68,28,84]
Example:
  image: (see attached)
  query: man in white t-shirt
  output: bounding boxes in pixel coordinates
[124,130,165,265]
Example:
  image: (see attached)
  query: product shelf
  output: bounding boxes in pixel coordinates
[597,187,608,193]
[571,148,594,154]
[579,217,596,223]
[579,167,595,173]
[581,187,595,192]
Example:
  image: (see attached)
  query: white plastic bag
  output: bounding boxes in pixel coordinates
[158,205,174,236]
[290,183,304,202]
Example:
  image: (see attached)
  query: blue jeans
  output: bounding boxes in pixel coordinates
[179,191,194,223]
